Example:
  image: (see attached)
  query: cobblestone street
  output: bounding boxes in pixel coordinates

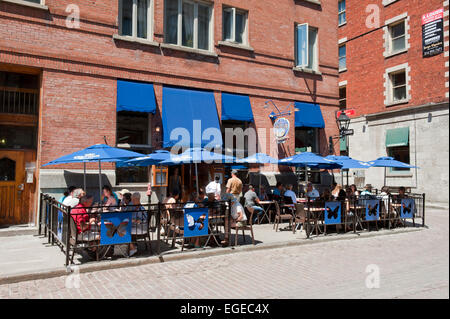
[0,209,448,299]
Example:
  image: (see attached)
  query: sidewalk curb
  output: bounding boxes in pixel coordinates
[0,226,424,285]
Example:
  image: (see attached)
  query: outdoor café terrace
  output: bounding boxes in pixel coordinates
[38,145,426,266]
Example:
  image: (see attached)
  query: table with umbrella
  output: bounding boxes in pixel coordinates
[324,155,371,186]
[159,148,236,195]
[367,156,418,187]
[278,152,342,197]
[43,144,146,201]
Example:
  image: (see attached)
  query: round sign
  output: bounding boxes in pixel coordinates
[273,118,290,143]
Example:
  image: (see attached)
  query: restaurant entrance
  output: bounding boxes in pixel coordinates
[0,67,40,225]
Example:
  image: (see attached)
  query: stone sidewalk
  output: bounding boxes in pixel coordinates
[0,208,447,299]
[0,212,428,285]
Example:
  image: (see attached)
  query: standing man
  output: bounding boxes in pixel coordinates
[206,175,222,201]
[226,170,243,201]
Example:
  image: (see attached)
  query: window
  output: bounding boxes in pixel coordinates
[223,7,248,45]
[119,0,152,40]
[0,71,39,115]
[339,44,346,71]
[384,63,410,106]
[164,0,213,51]
[386,127,410,172]
[384,14,409,57]
[388,146,410,172]
[222,121,252,159]
[0,158,16,182]
[295,128,318,154]
[116,111,151,184]
[339,86,347,110]
[338,0,346,25]
[0,126,37,150]
[389,21,406,53]
[294,127,321,183]
[295,24,318,71]
[390,71,407,102]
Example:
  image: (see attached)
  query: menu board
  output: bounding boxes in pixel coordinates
[422,8,444,58]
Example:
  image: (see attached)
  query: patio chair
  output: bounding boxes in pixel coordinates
[68,217,100,264]
[273,201,295,233]
[131,212,153,254]
[169,210,186,250]
[232,208,255,246]
[294,203,306,233]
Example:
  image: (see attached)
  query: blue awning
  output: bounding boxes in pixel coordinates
[162,86,223,148]
[117,80,157,113]
[221,93,254,122]
[294,102,325,128]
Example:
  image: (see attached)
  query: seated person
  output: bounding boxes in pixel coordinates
[198,188,208,204]
[283,184,297,204]
[244,185,264,223]
[102,185,118,211]
[231,196,247,228]
[306,182,320,199]
[258,186,268,201]
[393,186,408,204]
[71,195,99,241]
[360,184,373,196]
[272,182,284,197]
[320,188,333,202]
[350,184,360,196]
[63,188,85,208]
[120,192,134,212]
[129,192,147,256]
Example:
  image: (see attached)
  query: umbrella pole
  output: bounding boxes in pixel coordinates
[346,170,349,187]
[83,162,87,191]
[98,160,102,203]
[384,167,386,187]
[305,166,308,184]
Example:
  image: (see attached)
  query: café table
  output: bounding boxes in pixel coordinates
[258,201,275,224]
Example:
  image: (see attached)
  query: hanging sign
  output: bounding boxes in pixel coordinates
[273,118,290,144]
[422,8,444,58]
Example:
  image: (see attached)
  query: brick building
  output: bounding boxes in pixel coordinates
[0,0,340,225]
[338,0,449,207]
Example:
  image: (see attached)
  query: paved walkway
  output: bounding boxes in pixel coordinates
[0,209,447,299]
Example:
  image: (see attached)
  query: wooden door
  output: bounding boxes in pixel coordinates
[0,151,25,225]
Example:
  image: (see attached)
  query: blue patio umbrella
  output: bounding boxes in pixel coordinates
[279,152,342,170]
[237,153,279,165]
[237,153,279,195]
[325,155,371,170]
[43,144,146,200]
[367,156,418,186]
[367,157,418,169]
[160,148,236,194]
[279,152,342,195]
[325,155,371,186]
[117,150,171,167]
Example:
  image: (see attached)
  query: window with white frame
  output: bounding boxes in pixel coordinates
[339,44,346,71]
[223,7,248,45]
[390,71,407,102]
[119,0,153,40]
[295,24,318,71]
[388,20,406,53]
[164,0,213,51]
[384,14,410,57]
[338,0,346,25]
[384,63,410,105]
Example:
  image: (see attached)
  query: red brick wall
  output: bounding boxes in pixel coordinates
[338,0,449,118]
[0,0,340,169]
